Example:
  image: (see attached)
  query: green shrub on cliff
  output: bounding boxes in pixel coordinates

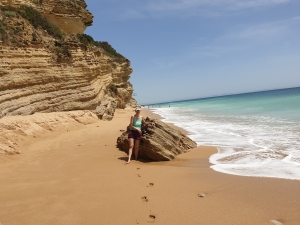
[99,41,124,59]
[4,11,16,18]
[77,34,124,59]
[108,83,118,95]
[0,21,9,44]
[0,5,64,40]
[76,33,94,45]
[54,41,72,59]
[18,5,64,39]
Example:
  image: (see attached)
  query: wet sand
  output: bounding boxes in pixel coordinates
[0,109,299,225]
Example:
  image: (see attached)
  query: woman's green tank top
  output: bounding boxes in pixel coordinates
[130,115,142,130]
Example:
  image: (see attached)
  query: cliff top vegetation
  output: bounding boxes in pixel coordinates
[0,5,64,40]
[0,5,124,59]
[77,34,124,59]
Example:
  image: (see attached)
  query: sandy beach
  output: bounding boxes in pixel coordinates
[0,109,300,225]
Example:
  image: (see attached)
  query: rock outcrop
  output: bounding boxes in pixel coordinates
[95,96,117,121]
[0,43,133,119]
[0,2,135,120]
[117,119,197,161]
[0,0,93,34]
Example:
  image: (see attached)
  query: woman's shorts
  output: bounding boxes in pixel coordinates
[128,130,142,140]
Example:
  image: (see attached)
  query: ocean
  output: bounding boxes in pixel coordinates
[149,87,300,180]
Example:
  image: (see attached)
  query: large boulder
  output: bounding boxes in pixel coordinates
[95,96,118,121]
[117,118,197,161]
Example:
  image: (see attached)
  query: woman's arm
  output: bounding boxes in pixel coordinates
[129,116,134,129]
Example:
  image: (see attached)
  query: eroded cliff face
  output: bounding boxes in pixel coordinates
[0,43,133,118]
[0,0,93,34]
[0,1,136,120]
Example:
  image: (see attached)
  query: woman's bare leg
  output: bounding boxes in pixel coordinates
[127,138,134,164]
[134,140,140,160]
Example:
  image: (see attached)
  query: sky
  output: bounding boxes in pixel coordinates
[84,0,300,105]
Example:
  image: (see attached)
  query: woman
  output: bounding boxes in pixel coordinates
[127,106,155,164]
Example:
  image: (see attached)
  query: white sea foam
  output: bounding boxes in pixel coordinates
[151,106,300,180]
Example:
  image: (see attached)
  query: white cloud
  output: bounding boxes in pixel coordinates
[152,56,179,68]
[221,16,300,41]
[185,16,300,58]
[227,0,291,10]
[187,45,248,58]
[119,9,145,20]
[145,0,292,14]
[94,0,293,20]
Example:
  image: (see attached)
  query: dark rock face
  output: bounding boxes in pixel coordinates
[117,119,197,161]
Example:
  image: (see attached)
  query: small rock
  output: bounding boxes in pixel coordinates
[198,193,206,198]
[270,220,283,225]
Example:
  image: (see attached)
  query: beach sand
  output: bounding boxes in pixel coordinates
[0,109,299,225]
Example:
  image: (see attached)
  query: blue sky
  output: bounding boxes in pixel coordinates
[84,0,300,105]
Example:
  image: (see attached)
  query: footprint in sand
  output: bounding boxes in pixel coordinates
[141,196,149,202]
[147,215,156,223]
[137,174,141,177]
[147,182,154,187]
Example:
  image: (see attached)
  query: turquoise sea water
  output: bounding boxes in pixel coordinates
[150,87,300,180]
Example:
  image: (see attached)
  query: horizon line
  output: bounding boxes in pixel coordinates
[141,85,300,106]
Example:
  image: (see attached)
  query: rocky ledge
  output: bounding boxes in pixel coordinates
[0,0,93,33]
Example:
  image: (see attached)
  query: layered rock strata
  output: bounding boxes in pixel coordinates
[0,43,133,119]
[117,119,197,161]
[0,2,135,120]
[0,0,93,34]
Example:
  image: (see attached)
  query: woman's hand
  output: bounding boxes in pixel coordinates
[149,122,155,126]
[142,118,155,127]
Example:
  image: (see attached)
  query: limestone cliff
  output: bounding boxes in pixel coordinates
[0,0,93,34]
[0,1,136,120]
